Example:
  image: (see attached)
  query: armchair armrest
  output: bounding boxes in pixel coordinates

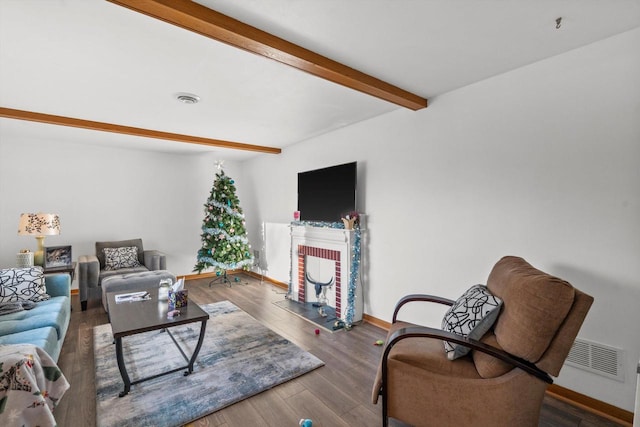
[78,255,100,284]
[44,273,71,299]
[78,255,100,310]
[78,255,100,287]
[383,325,553,385]
[392,294,455,323]
[143,250,166,271]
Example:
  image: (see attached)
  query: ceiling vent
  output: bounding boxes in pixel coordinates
[565,338,625,382]
[175,93,201,104]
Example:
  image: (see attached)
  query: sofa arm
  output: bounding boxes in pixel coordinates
[78,255,100,308]
[143,250,166,271]
[78,255,100,287]
[44,273,71,298]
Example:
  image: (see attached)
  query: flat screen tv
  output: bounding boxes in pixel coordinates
[297,162,357,222]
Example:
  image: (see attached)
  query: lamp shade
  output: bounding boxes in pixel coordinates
[17,213,60,236]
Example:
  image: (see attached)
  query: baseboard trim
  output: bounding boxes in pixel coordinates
[181,271,218,281]
[363,313,390,330]
[546,384,633,426]
[184,270,289,290]
[242,271,289,289]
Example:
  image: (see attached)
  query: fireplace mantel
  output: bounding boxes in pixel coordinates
[289,223,364,326]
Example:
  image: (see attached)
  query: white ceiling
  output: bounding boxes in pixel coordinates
[1,0,639,160]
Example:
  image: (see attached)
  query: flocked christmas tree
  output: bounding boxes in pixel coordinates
[193,164,253,276]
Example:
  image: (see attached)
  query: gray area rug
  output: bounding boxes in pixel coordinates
[94,300,324,427]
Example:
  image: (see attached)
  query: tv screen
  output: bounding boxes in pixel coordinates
[297,162,357,222]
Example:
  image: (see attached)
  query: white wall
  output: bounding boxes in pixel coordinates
[0,134,245,284]
[241,28,640,411]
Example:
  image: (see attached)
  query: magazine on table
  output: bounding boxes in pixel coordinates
[115,291,151,303]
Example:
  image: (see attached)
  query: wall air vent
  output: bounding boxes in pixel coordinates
[565,338,625,382]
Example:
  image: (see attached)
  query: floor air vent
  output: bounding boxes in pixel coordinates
[565,338,625,382]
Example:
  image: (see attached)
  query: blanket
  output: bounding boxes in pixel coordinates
[0,300,36,316]
[0,344,69,427]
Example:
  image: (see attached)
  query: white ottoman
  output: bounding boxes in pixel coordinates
[101,270,176,312]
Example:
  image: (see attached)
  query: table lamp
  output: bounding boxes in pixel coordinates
[17,213,60,266]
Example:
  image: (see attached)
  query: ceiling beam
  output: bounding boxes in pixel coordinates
[0,107,282,154]
[106,0,428,111]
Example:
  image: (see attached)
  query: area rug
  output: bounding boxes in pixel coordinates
[94,300,324,427]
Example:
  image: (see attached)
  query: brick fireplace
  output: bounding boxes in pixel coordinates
[289,224,363,324]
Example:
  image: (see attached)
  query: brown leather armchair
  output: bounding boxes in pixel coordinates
[372,256,593,427]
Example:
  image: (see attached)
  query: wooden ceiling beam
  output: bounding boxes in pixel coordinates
[106,0,428,111]
[0,107,282,154]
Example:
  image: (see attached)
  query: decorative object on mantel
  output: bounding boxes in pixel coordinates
[193,162,254,285]
[341,211,360,230]
[289,219,363,328]
[17,213,60,266]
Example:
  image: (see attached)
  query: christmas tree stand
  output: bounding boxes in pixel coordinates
[209,271,232,287]
[208,271,248,287]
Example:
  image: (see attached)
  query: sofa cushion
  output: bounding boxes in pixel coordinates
[103,246,142,271]
[0,296,70,340]
[96,238,144,269]
[0,326,59,362]
[99,266,149,283]
[487,256,575,362]
[441,284,502,360]
[371,320,481,404]
[0,267,49,303]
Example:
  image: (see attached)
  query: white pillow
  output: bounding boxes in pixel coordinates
[103,246,142,271]
[441,284,502,360]
[0,267,50,303]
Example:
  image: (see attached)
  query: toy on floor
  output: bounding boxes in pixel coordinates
[314,328,320,335]
[299,419,312,427]
[374,340,384,346]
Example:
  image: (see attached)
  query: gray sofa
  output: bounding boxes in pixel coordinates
[78,238,166,311]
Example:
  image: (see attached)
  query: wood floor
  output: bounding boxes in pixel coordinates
[53,274,624,427]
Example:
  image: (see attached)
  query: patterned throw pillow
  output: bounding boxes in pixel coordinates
[103,246,142,271]
[441,284,503,360]
[0,267,50,303]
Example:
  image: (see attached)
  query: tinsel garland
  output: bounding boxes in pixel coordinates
[290,220,361,327]
[195,256,254,270]
[208,199,244,216]
[201,227,250,244]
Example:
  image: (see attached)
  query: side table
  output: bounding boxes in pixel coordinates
[43,262,77,283]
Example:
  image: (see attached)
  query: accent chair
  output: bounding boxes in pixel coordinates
[78,238,166,310]
[372,256,593,427]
